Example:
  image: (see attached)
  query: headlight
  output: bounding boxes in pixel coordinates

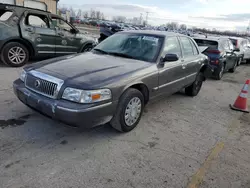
[20,70,27,82]
[62,87,112,103]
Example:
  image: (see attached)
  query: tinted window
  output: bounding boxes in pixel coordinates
[180,37,193,57]
[162,37,181,57]
[189,39,199,55]
[194,39,218,49]
[229,38,237,47]
[0,10,13,21]
[27,14,49,28]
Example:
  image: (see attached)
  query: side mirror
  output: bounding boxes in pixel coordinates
[233,47,240,52]
[70,28,78,34]
[162,53,179,63]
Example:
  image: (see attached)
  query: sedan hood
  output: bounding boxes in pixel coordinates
[32,52,152,88]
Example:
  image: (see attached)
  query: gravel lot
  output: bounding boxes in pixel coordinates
[1,61,250,188]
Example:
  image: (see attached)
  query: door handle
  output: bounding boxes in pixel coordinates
[25,27,33,32]
[58,32,64,36]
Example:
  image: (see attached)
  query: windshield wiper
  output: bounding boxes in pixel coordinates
[108,52,134,59]
[94,48,109,54]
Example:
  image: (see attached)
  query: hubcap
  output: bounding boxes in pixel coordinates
[8,47,26,64]
[124,97,142,126]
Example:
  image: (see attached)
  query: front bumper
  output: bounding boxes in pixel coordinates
[13,79,118,128]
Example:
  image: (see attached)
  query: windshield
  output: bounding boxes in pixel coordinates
[94,33,163,62]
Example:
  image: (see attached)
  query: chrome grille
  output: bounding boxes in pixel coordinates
[24,70,64,99]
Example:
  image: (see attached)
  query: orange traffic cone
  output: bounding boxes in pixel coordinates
[230,80,249,113]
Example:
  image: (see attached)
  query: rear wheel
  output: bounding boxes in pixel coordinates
[110,88,144,132]
[81,44,93,52]
[215,64,224,80]
[1,42,29,67]
[229,61,237,73]
[185,72,204,96]
[237,57,242,66]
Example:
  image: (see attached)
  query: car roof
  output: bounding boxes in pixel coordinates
[120,30,187,37]
[193,36,229,42]
[0,3,51,13]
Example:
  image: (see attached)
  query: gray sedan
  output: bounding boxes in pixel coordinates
[13,30,211,132]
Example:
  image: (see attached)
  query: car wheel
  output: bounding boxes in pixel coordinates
[215,64,224,80]
[237,58,242,66]
[246,59,250,64]
[110,88,144,132]
[81,44,93,52]
[229,61,237,73]
[1,42,29,67]
[185,72,204,96]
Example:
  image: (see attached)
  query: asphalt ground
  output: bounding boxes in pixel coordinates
[1,60,250,188]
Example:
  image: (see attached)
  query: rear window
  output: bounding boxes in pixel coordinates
[194,39,218,49]
[0,10,13,21]
[229,38,237,47]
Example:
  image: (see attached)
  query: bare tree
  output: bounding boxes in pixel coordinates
[96,10,101,20]
[90,9,96,19]
[179,24,187,30]
[113,16,126,23]
[83,11,88,18]
[100,13,105,20]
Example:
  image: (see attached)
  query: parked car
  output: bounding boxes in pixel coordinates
[0,3,97,67]
[193,36,239,80]
[229,37,250,64]
[13,31,212,132]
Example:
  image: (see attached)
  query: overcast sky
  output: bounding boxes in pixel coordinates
[59,0,250,31]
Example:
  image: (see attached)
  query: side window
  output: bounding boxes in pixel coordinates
[26,14,49,28]
[0,10,13,21]
[180,37,194,57]
[189,38,199,55]
[52,18,73,32]
[222,40,230,50]
[228,40,234,50]
[162,37,181,57]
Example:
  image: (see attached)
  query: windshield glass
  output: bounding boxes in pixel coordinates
[94,33,163,62]
[194,39,218,49]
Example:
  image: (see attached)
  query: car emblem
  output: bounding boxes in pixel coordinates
[34,80,41,88]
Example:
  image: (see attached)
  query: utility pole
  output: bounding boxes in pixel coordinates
[139,13,143,25]
[145,12,149,25]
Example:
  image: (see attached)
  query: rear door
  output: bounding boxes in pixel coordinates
[158,36,186,95]
[179,37,199,86]
[222,40,236,70]
[20,11,56,55]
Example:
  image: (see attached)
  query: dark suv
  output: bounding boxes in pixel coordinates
[193,36,239,80]
[0,4,96,67]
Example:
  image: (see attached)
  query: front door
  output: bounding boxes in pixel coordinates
[223,40,236,70]
[158,36,186,95]
[20,11,56,55]
[51,17,80,55]
[179,37,200,86]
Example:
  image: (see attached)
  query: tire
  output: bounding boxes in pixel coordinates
[237,57,242,66]
[110,88,144,132]
[1,42,29,67]
[185,72,204,96]
[246,59,250,64]
[81,44,93,52]
[229,61,237,73]
[214,64,224,80]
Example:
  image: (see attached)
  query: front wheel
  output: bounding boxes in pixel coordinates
[229,61,237,73]
[1,42,29,67]
[185,72,204,96]
[215,64,224,80]
[81,44,93,52]
[110,88,144,132]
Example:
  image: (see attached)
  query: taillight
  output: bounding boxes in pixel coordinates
[206,49,221,54]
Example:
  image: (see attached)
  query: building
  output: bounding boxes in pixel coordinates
[2,0,59,14]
